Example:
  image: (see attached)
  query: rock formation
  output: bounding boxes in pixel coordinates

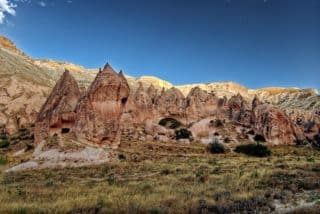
[228,93,251,126]
[73,64,130,148]
[130,82,155,124]
[35,70,81,143]
[251,98,305,145]
[1,35,319,147]
[185,87,219,121]
[155,87,186,122]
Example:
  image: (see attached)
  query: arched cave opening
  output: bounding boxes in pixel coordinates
[61,128,70,134]
[121,98,128,106]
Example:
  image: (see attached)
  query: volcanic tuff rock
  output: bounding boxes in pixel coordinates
[251,98,305,145]
[227,93,251,126]
[155,87,187,122]
[127,82,155,124]
[35,70,81,144]
[185,87,219,121]
[74,64,130,148]
[0,35,319,146]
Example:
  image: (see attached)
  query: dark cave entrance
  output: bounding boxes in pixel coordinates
[61,128,70,134]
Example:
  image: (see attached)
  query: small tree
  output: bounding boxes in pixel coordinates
[0,139,10,148]
[254,134,266,142]
[175,128,192,140]
[207,139,225,154]
[235,143,271,157]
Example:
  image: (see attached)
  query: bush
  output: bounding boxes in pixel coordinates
[254,134,266,142]
[0,132,8,140]
[175,128,192,140]
[118,154,126,160]
[235,143,271,157]
[247,130,255,135]
[159,118,182,129]
[0,155,7,165]
[0,139,10,148]
[224,137,231,143]
[207,139,225,154]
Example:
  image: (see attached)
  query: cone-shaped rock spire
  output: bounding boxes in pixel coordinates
[74,63,130,147]
[35,70,81,143]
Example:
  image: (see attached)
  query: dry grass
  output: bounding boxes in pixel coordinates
[0,140,320,213]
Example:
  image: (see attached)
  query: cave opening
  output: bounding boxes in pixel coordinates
[61,128,70,134]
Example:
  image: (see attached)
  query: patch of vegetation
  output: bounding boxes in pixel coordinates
[313,134,320,148]
[224,137,231,143]
[11,128,34,142]
[175,128,192,140]
[159,118,182,129]
[0,155,7,165]
[235,143,271,157]
[0,141,319,213]
[207,139,225,154]
[0,132,8,140]
[118,154,126,160]
[247,129,255,135]
[0,139,10,148]
[254,134,266,142]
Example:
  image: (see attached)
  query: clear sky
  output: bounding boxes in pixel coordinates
[0,0,319,90]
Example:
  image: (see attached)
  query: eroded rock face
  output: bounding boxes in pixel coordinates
[227,93,251,125]
[131,83,155,123]
[185,87,219,121]
[251,101,305,145]
[74,64,130,148]
[156,87,186,121]
[35,70,81,143]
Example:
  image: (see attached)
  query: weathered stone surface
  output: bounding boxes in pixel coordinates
[155,87,186,121]
[35,70,80,144]
[73,64,130,148]
[251,101,305,145]
[130,82,155,124]
[227,93,251,125]
[185,87,219,122]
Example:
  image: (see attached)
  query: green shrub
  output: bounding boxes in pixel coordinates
[235,143,271,157]
[247,130,255,135]
[224,137,231,143]
[159,118,182,129]
[175,128,192,140]
[0,139,10,148]
[0,132,8,140]
[0,155,7,165]
[254,134,266,142]
[313,134,320,148]
[207,139,225,154]
[118,154,126,160]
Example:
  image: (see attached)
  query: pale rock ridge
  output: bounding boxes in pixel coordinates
[0,36,31,61]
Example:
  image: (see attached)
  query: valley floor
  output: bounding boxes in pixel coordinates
[0,140,320,213]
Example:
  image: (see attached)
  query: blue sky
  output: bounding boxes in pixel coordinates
[0,0,319,90]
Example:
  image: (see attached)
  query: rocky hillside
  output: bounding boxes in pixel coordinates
[0,35,319,134]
